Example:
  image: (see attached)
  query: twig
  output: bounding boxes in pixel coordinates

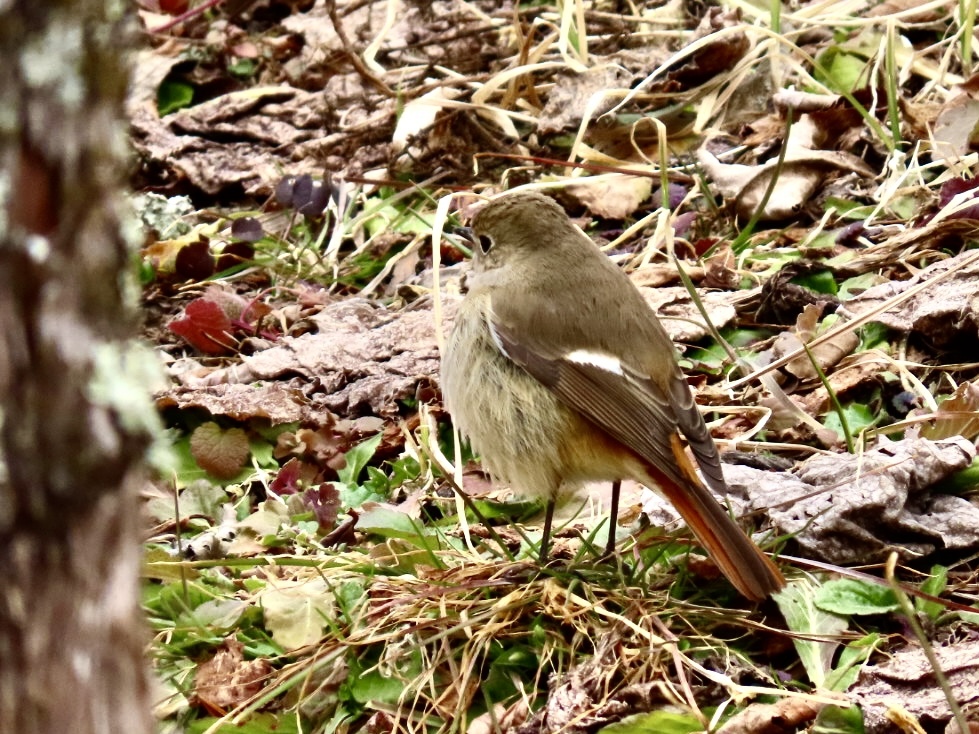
[325,0,396,98]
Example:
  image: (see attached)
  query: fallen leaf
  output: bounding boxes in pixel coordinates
[190,421,251,479]
[919,380,979,441]
[192,639,272,713]
[537,66,633,135]
[699,114,876,221]
[774,304,859,381]
[157,381,309,424]
[181,298,442,418]
[932,74,979,161]
[564,174,653,219]
[850,640,979,734]
[260,575,335,651]
[717,696,825,734]
[392,85,459,152]
[839,248,979,348]
[169,298,236,355]
[727,437,979,565]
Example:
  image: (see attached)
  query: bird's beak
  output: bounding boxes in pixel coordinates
[453,226,476,246]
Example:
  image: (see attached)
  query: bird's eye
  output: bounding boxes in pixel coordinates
[477,234,493,254]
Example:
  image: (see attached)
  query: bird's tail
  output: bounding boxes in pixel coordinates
[644,434,784,601]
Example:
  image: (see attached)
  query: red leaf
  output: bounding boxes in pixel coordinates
[303,484,341,532]
[158,0,189,14]
[169,298,236,355]
[270,457,319,495]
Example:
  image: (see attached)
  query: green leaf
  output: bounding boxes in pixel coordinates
[855,321,891,351]
[791,270,838,295]
[836,273,884,302]
[157,79,194,115]
[684,340,729,371]
[483,644,539,701]
[801,230,839,253]
[598,711,702,734]
[824,197,874,219]
[357,505,437,542]
[227,57,257,79]
[823,402,877,440]
[334,580,367,624]
[936,459,979,493]
[959,610,979,624]
[178,598,247,631]
[775,580,849,688]
[812,704,866,734]
[337,433,383,485]
[249,436,276,469]
[888,195,919,220]
[362,465,392,496]
[815,579,899,615]
[825,632,882,691]
[338,482,389,511]
[722,327,775,348]
[187,713,299,734]
[348,668,409,706]
[815,46,867,93]
[916,565,948,621]
[346,650,422,705]
[470,497,542,522]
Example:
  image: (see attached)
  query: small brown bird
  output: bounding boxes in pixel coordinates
[441,191,784,600]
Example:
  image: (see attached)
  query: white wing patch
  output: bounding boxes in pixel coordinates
[565,350,624,376]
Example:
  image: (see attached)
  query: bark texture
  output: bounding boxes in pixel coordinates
[0,2,153,732]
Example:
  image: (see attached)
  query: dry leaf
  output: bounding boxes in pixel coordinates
[260,574,335,651]
[537,66,632,135]
[564,174,653,219]
[850,641,979,734]
[717,697,824,734]
[933,77,979,161]
[179,298,441,418]
[190,422,250,479]
[699,114,876,221]
[728,437,979,565]
[192,639,272,712]
[919,380,979,440]
[840,249,979,348]
[157,382,309,425]
[775,304,859,381]
[639,286,739,342]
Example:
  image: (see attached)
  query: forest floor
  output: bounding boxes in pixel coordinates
[131,1,979,732]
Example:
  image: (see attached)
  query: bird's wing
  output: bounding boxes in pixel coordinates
[488,316,686,485]
[486,287,726,490]
[489,315,784,600]
[490,316,785,600]
[667,375,727,494]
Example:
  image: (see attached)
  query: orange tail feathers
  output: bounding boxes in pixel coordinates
[644,436,785,601]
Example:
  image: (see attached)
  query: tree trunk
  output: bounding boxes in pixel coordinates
[0,1,154,732]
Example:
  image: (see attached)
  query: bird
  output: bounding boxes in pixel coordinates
[440,190,784,600]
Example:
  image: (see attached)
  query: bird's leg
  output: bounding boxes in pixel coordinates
[538,497,556,564]
[604,479,621,557]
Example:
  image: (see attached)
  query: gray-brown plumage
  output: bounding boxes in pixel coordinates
[441,191,784,600]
